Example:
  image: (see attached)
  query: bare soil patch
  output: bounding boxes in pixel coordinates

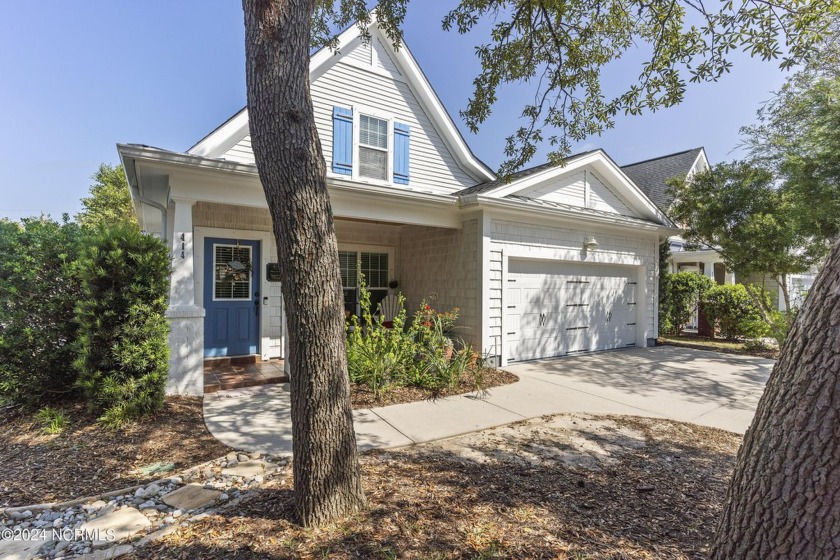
[350,367,519,409]
[132,414,741,559]
[0,397,229,508]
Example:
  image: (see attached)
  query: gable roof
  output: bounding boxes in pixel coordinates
[455,149,674,226]
[188,21,495,183]
[620,148,707,211]
[453,150,597,196]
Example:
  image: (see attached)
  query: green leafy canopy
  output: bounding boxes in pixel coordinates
[668,161,824,280]
[313,0,834,174]
[77,164,138,230]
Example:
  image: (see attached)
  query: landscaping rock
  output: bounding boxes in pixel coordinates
[0,453,288,559]
[91,543,134,559]
[95,504,117,519]
[79,507,151,546]
[161,484,221,511]
[222,459,271,478]
[41,511,61,522]
[9,510,32,521]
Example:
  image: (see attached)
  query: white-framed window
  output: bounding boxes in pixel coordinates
[352,106,393,185]
[332,104,410,186]
[213,244,252,301]
[339,247,393,318]
[358,114,389,180]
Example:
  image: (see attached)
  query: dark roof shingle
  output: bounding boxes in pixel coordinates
[620,148,705,211]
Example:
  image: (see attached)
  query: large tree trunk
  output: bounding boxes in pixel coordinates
[242,0,365,526]
[710,239,840,558]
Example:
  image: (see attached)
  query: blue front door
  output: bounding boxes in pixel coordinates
[204,238,260,357]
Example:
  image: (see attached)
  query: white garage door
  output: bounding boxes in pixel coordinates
[505,260,638,362]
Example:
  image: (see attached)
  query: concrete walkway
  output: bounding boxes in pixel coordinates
[203,346,774,455]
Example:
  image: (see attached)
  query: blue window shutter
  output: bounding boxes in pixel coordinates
[332,106,353,176]
[393,122,410,185]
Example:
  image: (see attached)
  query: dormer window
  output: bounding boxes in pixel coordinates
[331,105,410,186]
[359,115,388,180]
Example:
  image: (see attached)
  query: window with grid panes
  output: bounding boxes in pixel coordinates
[359,115,388,180]
[339,250,389,318]
[214,245,252,300]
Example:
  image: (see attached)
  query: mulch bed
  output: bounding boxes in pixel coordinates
[0,397,230,508]
[0,370,517,509]
[130,415,741,559]
[659,335,779,360]
[349,367,519,409]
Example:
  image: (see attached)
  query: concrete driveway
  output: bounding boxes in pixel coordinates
[203,346,774,455]
[502,345,773,432]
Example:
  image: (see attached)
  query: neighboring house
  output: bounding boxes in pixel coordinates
[622,148,817,312]
[621,148,735,284]
[118,21,676,395]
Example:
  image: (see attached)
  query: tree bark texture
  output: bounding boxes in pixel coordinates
[242,0,365,526]
[710,239,840,559]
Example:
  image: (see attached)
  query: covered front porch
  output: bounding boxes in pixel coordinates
[120,144,485,395]
[165,196,481,396]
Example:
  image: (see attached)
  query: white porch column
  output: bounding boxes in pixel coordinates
[725,269,736,285]
[170,200,197,306]
[164,198,205,396]
[704,261,716,281]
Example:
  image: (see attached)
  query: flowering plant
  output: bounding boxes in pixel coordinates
[415,302,460,338]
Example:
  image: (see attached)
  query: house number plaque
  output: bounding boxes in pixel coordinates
[180,233,185,259]
[266,263,282,282]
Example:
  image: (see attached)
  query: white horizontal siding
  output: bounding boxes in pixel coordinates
[313,61,476,193]
[588,172,633,216]
[223,136,255,165]
[373,38,402,76]
[346,40,372,65]
[526,171,586,206]
[221,45,477,193]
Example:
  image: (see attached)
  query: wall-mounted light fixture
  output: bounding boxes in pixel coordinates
[583,236,599,252]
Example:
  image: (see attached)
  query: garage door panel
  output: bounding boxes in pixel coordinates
[506,259,637,362]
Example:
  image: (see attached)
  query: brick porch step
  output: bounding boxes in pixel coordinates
[204,358,288,394]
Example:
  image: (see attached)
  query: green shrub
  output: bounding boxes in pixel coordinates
[743,338,775,352]
[411,303,473,392]
[659,271,716,336]
[36,406,70,435]
[701,284,770,340]
[0,216,84,407]
[345,283,472,396]
[74,226,170,427]
[346,282,418,397]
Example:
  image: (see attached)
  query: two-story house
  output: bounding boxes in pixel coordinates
[118,20,677,395]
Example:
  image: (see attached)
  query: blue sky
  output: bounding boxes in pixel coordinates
[0,1,790,220]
